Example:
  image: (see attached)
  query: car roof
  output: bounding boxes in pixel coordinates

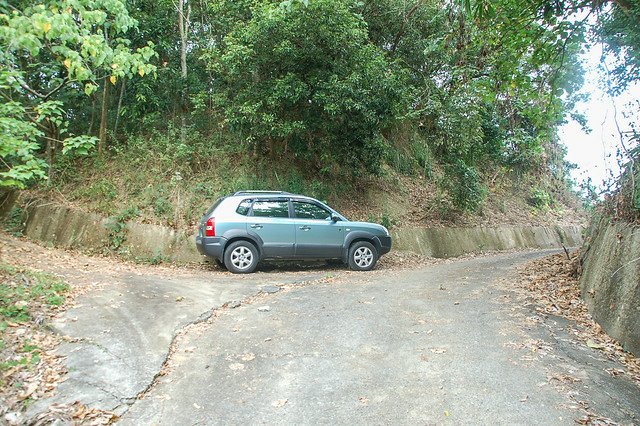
[229,190,313,200]
[211,191,347,220]
[232,191,292,196]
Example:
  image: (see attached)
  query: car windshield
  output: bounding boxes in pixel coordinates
[318,201,348,221]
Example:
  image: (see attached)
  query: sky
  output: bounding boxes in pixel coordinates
[558,44,638,193]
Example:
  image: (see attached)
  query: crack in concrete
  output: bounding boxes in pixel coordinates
[113,293,270,418]
[73,377,129,405]
[64,336,139,371]
[116,274,343,420]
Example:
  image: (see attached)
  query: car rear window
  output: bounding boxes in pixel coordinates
[204,197,224,217]
[236,199,252,215]
[251,200,290,218]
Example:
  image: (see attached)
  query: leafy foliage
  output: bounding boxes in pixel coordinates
[595,0,640,96]
[106,207,141,251]
[443,160,487,212]
[4,0,637,218]
[210,0,410,175]
[0,0,156,188]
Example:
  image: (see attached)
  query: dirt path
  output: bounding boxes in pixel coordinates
[1,234,638,424]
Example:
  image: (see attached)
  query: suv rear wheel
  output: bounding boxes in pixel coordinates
[348,241,378,271]
[225,241,259,274]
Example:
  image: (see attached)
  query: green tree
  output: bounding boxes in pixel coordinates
[210,0,411,175]
[357,0,585,210]
[597,0,640,95]
[0,0,156,188]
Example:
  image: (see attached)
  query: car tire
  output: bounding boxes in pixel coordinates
[224,241,259,274]
[348,241,378,271]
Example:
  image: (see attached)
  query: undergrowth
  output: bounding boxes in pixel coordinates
[44,128,584,230]
[0,264,71,413]
[0,265,69,324]
[1,206,24,237]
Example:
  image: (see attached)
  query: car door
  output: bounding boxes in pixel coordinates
[292,200,344,258]
[248,199,295,258]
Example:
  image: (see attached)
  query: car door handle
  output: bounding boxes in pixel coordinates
[250,224,263,229]
[299,225,311,231]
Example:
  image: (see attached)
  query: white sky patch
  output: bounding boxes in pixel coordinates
[559,43,639,192]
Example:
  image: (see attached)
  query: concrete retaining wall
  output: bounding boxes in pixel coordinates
[391,225,583,258]
[19,203,202,263]
[6,201,584,265]
[580,217,640,355]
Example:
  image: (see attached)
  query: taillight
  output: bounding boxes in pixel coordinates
[205,217,215,236]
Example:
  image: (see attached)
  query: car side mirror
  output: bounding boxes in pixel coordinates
[331,214,340,222]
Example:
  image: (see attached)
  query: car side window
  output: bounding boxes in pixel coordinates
[251,200,290,218]
[236,199,252,215]
[293,201,331,220]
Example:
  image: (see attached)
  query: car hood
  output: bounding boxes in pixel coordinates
[343,221,389,236]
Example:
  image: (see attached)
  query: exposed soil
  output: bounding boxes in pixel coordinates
[338,174,587,229]
[23,167,587,233]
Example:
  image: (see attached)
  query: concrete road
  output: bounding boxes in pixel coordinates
[119,251,640,425]
[24,248,640,424]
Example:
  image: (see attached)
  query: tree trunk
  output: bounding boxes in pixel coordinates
[88,93,97,135]
[46,120,59,183]
[113,79,126,142]
[98,77,110,158]
[178,0,189,80]
[390,0,423,56]
[177,0,190,144]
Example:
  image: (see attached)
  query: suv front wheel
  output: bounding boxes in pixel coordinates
[225,241,259,274]
[348,241,378,271]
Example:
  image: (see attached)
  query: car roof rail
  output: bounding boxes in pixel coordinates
[232,190,292,196]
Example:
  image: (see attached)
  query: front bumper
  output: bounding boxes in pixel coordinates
[195,236,227,261]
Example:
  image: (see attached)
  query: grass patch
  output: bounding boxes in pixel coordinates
[0,263,72,412]
[0,264,70,324]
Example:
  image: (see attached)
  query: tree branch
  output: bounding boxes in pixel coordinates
[43,77,69,101]
[17,79,46,99]
[390,0,423,55]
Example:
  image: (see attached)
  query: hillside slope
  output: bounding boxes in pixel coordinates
[23,151,585,232]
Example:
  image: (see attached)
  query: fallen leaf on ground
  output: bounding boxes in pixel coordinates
[229,363,245,371]
[512,253,640,386]
[272,399,288,407]
[17,383,38,401]
[586,340,605,350]
[241,353,256,361]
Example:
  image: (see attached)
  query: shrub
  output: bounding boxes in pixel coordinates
[443,160,487,213]
[528,187,554,209]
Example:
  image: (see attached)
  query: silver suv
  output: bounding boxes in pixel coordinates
[195,191,392,273]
